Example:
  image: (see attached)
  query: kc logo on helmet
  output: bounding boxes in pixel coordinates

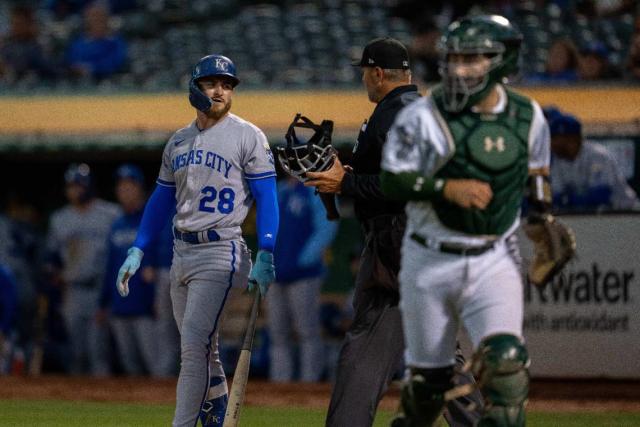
[215,58,229,71]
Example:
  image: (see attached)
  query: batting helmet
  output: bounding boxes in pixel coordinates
[438,14,523,112]
[64,163,92,187]
[276,114,336,182]
[189,54,240,113]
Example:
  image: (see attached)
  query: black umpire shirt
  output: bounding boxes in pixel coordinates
[340,84,420,223]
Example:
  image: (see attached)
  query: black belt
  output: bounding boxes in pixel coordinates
[410,232,495,256]
[173,227,220,244]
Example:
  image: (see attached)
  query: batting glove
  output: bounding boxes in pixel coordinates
[116,247,144,297]
[248,250,275,296]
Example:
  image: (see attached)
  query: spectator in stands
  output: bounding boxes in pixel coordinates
[407,17,441,84]
[98,164,159,376]
[45,163,120,376]
[64,1,128,82]
[267,176,338,382]
[0,5,56,84]
[577,41,619,80]
[546,109,640,212]
[46,0,138,20]
[527,38,579,83]
[0,264,18,375]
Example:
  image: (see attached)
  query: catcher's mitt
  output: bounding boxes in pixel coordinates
[523,214,576,287]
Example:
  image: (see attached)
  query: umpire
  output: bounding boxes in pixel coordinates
[305,37,482,427]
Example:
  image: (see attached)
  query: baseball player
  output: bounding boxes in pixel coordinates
[98,164,159,376]
[545,110,640,211]
[115,54,279,427]
[46,163,120,375]
[381,15,549,426]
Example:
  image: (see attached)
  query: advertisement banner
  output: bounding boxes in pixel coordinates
[520,214,640,378]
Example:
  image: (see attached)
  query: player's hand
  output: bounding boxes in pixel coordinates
[443,179,493,209]
[305,156,345,194]
[116,247,144,297]
[248,250,275,296]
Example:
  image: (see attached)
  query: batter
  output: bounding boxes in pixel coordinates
[116,54,278,427]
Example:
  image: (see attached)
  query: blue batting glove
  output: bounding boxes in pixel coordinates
[248,250,275,296]
[116,247,144,297]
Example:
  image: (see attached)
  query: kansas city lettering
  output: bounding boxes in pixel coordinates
[172,149,232,178]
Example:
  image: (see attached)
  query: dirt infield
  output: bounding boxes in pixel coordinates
[1,376,639,413]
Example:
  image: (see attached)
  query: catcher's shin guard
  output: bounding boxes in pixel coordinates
[472,334,529,427]
[391,366,454,427]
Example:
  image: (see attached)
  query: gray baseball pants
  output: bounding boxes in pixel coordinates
[170,239,251,427]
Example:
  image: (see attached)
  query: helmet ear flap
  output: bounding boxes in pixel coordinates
[189,78,213,113]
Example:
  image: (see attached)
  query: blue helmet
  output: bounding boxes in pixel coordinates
[189,54,240,112]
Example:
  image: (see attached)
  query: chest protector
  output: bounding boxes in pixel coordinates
[431,85,532,235]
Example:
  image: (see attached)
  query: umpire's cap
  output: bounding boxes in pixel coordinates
[352,37,410,69]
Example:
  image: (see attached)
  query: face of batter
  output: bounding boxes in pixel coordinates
[198,76,234,120]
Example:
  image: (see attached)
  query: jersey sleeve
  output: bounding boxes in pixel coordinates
[157,139,176,187]
[528,101,551,171]
[242,128,276,180]
[381,98,451,177]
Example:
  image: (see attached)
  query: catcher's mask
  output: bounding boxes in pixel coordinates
[276,114,336,182]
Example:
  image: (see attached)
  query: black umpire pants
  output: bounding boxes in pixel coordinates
[325,215,483,427]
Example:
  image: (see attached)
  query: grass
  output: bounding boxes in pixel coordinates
[0,400,639,426]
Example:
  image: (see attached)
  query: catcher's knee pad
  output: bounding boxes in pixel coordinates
[472,334,530,427]
[393,366,454,427]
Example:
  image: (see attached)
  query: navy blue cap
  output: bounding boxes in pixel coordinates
[65,163,92,187]
[352,37,410,69]
[549,112,582,136]
[115,164,145,185]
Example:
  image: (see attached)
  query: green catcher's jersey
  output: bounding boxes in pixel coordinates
[430,85,530,235]
[381,84,550,243]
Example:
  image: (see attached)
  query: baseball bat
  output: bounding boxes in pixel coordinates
[223,289,261,427]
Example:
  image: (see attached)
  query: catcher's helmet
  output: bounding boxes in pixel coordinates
[189,54,240,113]
[276,114,336,182]
[64,163,92,187]
[438,14,523,112]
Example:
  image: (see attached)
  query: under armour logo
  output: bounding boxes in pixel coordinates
[484,136,505,152]
[215,59,229,71]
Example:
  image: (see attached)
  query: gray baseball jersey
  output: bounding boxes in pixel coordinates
[157,113,276,236]
[47,199,121,285]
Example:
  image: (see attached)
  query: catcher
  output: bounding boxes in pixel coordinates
[379,15,575,426]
